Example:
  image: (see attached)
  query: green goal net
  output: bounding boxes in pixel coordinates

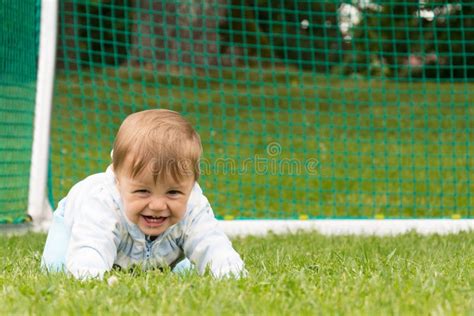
[1,1,473,223]
[0,0,38,224]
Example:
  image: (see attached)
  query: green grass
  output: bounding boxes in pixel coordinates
[49,68,474,219]
[1,68,473,220]
[1,231,473,315]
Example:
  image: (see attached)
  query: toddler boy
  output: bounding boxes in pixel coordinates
[41,109,245,279]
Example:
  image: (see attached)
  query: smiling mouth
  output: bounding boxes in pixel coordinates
[142,215,167,226]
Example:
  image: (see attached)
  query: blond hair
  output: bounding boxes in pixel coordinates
[112,109,202,182]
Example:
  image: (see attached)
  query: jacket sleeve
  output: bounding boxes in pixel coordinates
[181,199,246,278]
[65,193,121,280]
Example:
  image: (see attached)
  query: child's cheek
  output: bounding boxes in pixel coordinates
[123,200,137,221]
[178,202,187,218]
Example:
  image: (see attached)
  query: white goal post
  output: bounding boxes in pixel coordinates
[27,0,57,230]
[25,0,473,236]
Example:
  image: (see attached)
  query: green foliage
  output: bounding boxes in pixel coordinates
[58,1,473,79]
[58,0,130,68]
[344,1,474,80]
[78,0,130,66]
[218,0,274,66]
[0,232,473,314]
[254,1,344,72]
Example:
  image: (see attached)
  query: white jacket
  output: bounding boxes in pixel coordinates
[41,166,245,279]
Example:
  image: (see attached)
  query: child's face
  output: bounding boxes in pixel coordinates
[115,164,195,237]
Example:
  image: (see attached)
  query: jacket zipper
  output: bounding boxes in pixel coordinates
[145,235,153,260]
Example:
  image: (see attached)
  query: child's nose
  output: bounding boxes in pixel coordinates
[149,196,166,211]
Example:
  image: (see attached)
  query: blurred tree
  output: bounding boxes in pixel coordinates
[57,0,342,73]
[57,1,472,78]
[419,2,474,79]
[56,0,130,70]
[128,0,273,72]
[343,1,474,80]
[255,0,345,73]
[56,1,81,70]
[218,0,274,67]
[79,0,130,66]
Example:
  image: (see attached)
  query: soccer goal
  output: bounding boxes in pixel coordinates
[1,0,473,235]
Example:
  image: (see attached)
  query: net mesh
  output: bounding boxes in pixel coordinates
[3,1,474,222]
[0,0,38,223]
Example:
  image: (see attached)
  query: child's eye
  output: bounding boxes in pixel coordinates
[167,190,182,196]
[133,189,149,194]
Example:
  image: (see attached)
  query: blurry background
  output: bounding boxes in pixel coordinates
[1,0,473,221]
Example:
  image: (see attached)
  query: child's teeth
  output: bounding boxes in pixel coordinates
[144,215,164,222]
